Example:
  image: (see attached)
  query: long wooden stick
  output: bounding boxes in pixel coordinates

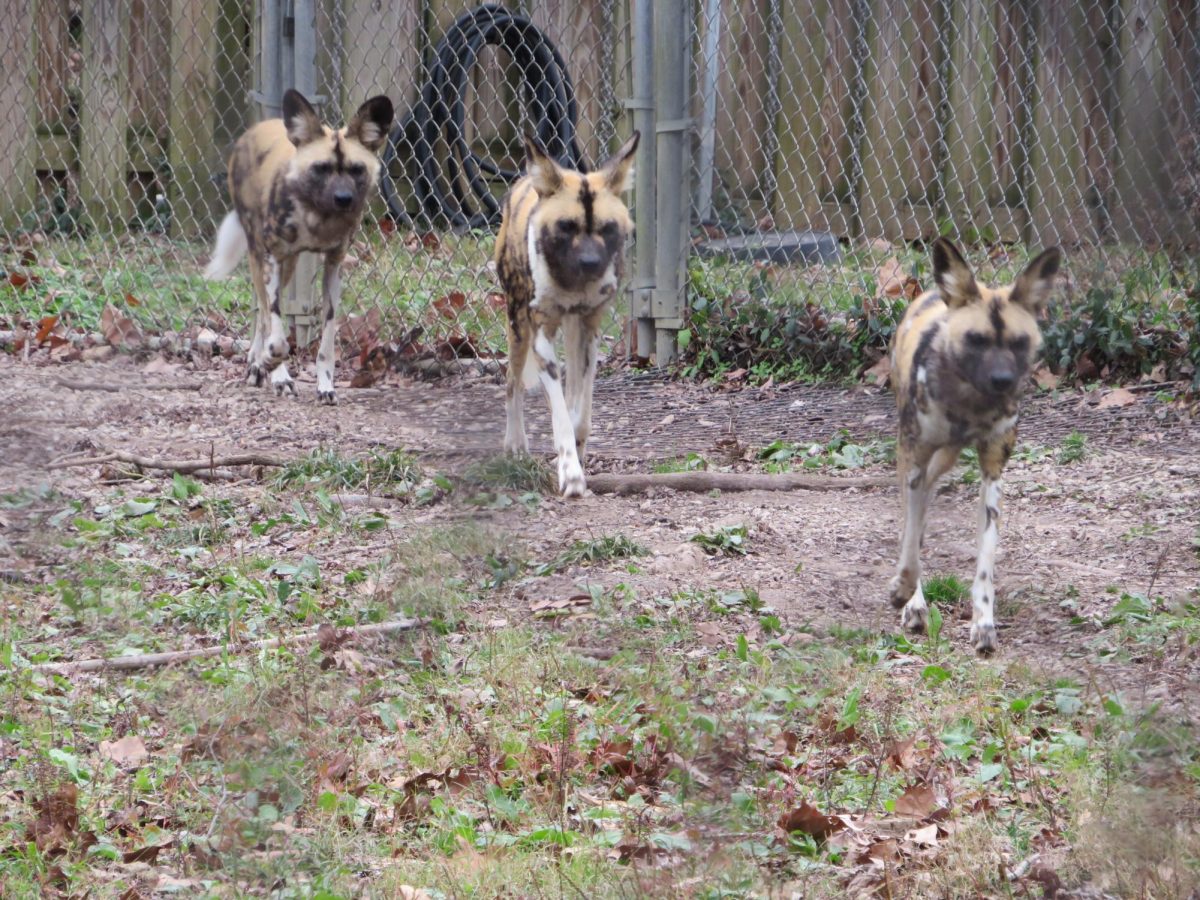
[29,618,420,674]
[48,449,290,473]
[54,378,205,393]
[586,471,894,495]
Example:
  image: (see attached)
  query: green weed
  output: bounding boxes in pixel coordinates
[691,524,750,556]
[1056,430,1089,464]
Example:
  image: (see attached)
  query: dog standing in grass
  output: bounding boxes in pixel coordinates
[494,131,639,497]
[889,237,1062,654]
[204,89,393,404]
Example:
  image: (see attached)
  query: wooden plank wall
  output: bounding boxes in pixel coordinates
[3,0,1196,245]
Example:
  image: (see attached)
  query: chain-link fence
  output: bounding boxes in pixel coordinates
[2,1,1198,386]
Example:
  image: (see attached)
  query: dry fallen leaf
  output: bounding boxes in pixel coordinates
[861,837,901,865]
[100,303,143,349]
[1098,387,1137,409]
[530,594,592,618]
[432,291,467,320]
[1033,366,1059,391]
[893,783,938,818]
[875,257,907,298]
[885,737,918,771]
[862,354,892,387]
[904,823,939,847]
[99,735,149,768]
[777,801,845,841]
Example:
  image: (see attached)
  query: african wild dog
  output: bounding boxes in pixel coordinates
[204,89,393,404]
[494,131,640,497]
[889,238,1062,654]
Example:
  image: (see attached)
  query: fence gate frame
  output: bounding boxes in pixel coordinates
[254,0,324,348]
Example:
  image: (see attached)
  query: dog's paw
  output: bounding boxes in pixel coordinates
[888,572,915,609]
[901,602,928,634]
[558,458,586,499]
[246,364,266,387]
[317,389,337,406]
[970,622,998,656]
[270,367,297,398]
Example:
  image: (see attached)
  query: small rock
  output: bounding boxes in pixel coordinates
[195,327,219,355]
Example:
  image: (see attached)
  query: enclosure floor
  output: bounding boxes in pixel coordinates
[4,354,1199,723]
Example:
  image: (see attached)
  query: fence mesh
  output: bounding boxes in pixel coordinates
[1,1,1198,388]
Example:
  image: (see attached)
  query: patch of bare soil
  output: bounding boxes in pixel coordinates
[3,353,1199,720]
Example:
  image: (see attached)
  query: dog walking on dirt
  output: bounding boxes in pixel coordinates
[493,131,640,497]
[204,89,393,405]
[888,237,1062,654]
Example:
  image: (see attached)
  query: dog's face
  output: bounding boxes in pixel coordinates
[932,238,1061,400]
[524,132,639,292]
[282,90,394,220]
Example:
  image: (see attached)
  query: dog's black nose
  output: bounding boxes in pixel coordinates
[990,371,1015,392]
[578,254,604,277]
[333,190,354,209]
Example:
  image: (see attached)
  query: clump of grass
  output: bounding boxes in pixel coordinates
[1056,430,1089,464]
[758,431,896,473]
[273,447,423,497]
[691,524,750,556]
[461,454,554,493]
[923,573,970,605]
[651,453,708,474]
[535,534,647,575]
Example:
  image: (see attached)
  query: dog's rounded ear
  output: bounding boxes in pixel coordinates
[283,90,323,147]
[347,95,394,153]
[524,133,563,196]
[931,237,979,308]
[601,130,639,194]
[1011,247,1063,313]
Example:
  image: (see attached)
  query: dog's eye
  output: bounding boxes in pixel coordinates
[347,163,366,177]
[557,220,578,235]
[966,331,989,348]
[1009,334,1030,353]
[313,162,333,176]
[598,221,619,238]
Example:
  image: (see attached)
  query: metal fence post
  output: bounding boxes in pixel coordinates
[652,0,689,366]
[629,0,656,360]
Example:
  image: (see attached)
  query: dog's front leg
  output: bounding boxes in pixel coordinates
[315,250,343,405]
[266,254,297,397]
[969,439,1010,654]
[562,311,601,463]
[504,317,531,455]
[891,444,959,633]
[533,328,585,498]
[245,254,271,386]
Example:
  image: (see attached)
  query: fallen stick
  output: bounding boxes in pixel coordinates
[55,378,205,393]
[28,618,420,674]
[586,471,894,495]
[48,449,290,473]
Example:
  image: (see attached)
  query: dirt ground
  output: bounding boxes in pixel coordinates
[4,351,1200,722]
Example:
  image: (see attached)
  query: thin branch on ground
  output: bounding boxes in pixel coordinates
[55,378,205,393]
[29,618,420,674]
[47,449,290,473]
[586,471,894,495]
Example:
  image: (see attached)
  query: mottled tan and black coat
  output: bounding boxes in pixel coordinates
[204,89,393,404]
[494,132,639,496]
[889,238,1062,654]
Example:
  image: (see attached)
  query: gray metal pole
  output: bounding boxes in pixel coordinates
[292,0,316,98]
[696,0,721,224]
[259,0,282,117]
[287,0,321,346]
[630,0,656,360]
[652,0,689,366]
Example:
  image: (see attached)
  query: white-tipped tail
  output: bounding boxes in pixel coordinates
[203,211,248,280]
